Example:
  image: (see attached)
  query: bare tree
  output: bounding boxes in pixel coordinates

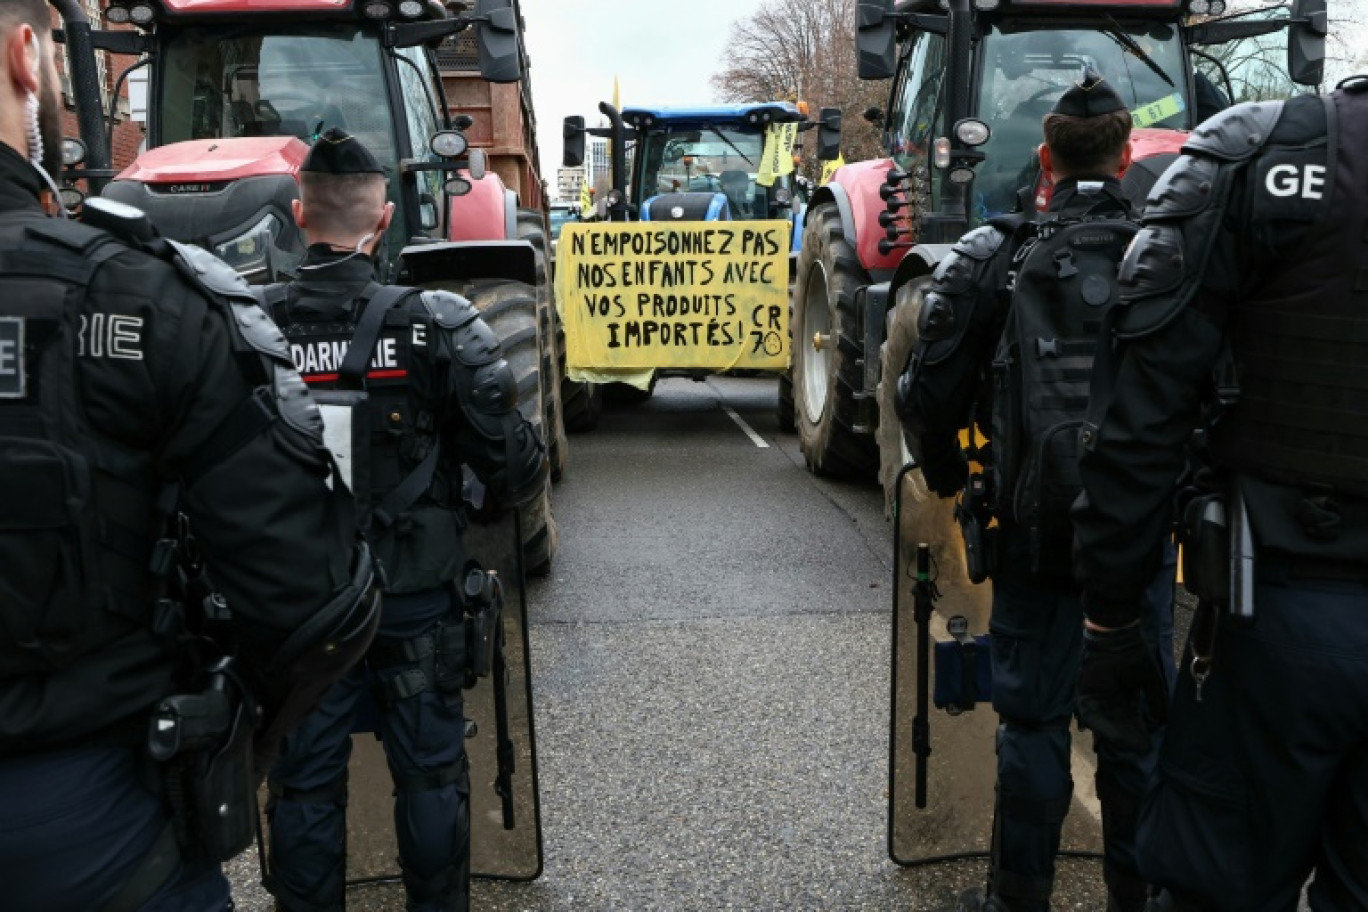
[711,0,885,176]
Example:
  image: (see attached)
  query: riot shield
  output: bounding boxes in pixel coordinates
[888,463,1103,869]
[344,510,543,884]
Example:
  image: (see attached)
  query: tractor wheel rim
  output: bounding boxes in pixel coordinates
[802,260,831,426]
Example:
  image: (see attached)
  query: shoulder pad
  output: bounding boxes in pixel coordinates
[949,225,1006,262]
[451,314,502,367]
[1184,100,1285,162]
[1141,153,1222,221]
[165,239,255,300]
[164,239,289,361]
[931,228,1004,295]
[419,290,478,330]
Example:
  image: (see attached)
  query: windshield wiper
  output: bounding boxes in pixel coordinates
[705,126,754,165]
[1103,17,1175,89]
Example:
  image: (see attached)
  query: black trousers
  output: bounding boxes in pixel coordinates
[1139,569,1368,911]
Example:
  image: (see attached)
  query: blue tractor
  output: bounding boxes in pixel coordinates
[563,102,841,406]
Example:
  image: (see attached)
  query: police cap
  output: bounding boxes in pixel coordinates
[1051,68,1127,118]
[301,128,385,175]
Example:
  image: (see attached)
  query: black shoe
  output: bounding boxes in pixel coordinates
[953,889,1032,912]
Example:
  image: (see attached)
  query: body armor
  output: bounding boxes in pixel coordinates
[1209,90,1368,496]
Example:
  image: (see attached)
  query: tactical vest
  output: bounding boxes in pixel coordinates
[0,214,161,674]
[989,194,1139,573]
[262,281,462,593]
[1209,89,1368,496]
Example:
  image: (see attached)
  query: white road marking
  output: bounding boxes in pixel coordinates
[721,404,769,448]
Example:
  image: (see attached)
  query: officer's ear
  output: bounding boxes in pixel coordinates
[1037,142,1054,180]
[291,197,306,230]
[1117,139,1134,177]
[377,200,395,234]
[6,25,42,95]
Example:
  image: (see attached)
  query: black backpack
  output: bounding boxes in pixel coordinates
[989,200,1140,573]
[0,216,150,673]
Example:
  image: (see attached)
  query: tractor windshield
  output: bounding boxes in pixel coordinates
[636,125,776,218]
[973,23,1189,217]
[158,25,397,163]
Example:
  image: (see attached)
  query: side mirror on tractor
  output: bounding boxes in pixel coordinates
[816,108,842,161]
[1287,0,1327,87]
[563,116,586,168]
[856,0,897,81]
[474,0,522,84]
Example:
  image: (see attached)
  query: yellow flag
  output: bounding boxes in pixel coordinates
[820,152,845,186]
[756,122,799,187]
[580,181,594,220]
[612,75,621,111]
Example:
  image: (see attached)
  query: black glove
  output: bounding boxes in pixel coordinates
[1076,623,1169,754]
[920,446,969,499]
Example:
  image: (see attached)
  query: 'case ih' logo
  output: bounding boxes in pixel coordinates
[0,317,25,399]
[153,182,228,195]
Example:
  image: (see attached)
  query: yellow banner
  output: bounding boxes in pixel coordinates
[820,152,845,186]
[556,221,791,372]
[756,122,798,188]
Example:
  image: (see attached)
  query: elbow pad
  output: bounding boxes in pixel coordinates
[918,228,1003,366]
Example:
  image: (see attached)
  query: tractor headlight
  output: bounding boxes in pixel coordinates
[430,129,468,159]
[61,137,87,167]
[954,118,991,147]
[213,214,281,280]
[128,2,156,25]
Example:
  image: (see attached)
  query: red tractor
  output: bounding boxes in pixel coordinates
[66,0,563,572]
[790,0,1326,507]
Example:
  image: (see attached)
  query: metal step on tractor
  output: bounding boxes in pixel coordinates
[561,101,842,406]
[790,0,1326,512]
[59,0,568,573]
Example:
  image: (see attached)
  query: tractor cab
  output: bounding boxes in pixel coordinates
[623,104,804,223]
[84,0,522,283]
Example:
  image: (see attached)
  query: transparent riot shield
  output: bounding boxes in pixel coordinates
[344,510,543,884]
[888,463,1103,869]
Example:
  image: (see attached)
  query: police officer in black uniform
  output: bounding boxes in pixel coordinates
[896,73,1175,912]
[260,129,546,912]
[1073,77,1368,911]
[0,4,379,910]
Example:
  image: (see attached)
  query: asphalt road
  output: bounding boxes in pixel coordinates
[226,375,1119,910]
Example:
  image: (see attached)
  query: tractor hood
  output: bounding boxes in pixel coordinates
[116,136,309,186]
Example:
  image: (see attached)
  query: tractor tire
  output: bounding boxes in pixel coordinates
[604,376,656,405]
[459,277,558,577]
[876,277,934,517]
[561,365,603,431]
[777,371,795,431]
[791,201,878,478]
[517,207,569,483]
[776,296,795,432]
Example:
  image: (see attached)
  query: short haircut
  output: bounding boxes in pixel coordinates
[298,171,388,239]
[1042,108,1133,176]
[0,0,53,35]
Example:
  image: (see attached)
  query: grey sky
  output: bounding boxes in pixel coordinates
[520,0,768,198]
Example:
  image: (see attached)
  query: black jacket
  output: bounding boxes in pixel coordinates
[896,176,1131,497]
[0,146,362,755]
[268,247,546,593]
[1073,87,1368,626]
